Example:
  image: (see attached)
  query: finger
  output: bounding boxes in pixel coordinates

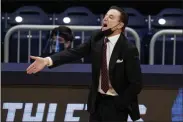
[27,68,35,74]
[26,63,36,73]
[26,62,34,71]
[27,69,34,74]
[27,66,37,74]
[27,67,34,74]
[30,56,38,60]
[31,67,37,74]
[32,66,42,74]
[33,68,40,74]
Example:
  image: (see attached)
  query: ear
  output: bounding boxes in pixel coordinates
[118,22,124,29]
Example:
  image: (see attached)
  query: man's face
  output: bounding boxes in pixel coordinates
[102,9,123,31]
[52,35,65,44]
[52,35,71,49]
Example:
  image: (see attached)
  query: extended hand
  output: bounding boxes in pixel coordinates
[26,56,49,74]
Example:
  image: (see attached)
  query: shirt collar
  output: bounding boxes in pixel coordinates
[106,34,120,45]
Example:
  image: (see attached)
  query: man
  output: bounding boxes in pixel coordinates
[42,25,74,57]
[26,6,142,122]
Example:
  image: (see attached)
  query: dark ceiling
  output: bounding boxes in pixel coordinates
[2,0,183,15]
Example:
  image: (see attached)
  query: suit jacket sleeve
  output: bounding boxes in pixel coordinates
[48,38,91,68]
[120,46,143,108]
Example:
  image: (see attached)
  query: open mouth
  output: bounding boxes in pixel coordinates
[103,23,107,27]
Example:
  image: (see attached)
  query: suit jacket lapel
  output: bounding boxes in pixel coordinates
[109,33,126,74]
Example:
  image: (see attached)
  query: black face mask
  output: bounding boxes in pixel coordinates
[102,28,113,36]
[101,23,121,36]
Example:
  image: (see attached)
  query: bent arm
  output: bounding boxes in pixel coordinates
[120,46,143,108]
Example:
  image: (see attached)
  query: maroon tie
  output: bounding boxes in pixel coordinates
[101,38,109,93]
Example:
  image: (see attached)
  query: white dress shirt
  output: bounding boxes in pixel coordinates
[46,34,121,96]
[98,34,120,96]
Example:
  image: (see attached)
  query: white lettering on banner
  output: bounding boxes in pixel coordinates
[46,103,57,121]
[3,103,57,122]
[2,102,146,122]
[64,104,87,121]
[3,103,23,121]
[22,103,45,121]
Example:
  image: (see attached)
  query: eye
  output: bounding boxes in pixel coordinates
[109,15,113,19]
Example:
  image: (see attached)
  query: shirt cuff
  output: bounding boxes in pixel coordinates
[46,57,53,66]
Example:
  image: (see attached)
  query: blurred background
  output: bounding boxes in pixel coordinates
[1,0,183,121]
[1,0,183,64]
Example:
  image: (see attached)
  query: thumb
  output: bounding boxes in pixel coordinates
[30,56,38,60]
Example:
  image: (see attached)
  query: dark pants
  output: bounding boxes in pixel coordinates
[89,93,128,122]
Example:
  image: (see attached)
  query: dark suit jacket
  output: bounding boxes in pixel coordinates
[49,31,143,121]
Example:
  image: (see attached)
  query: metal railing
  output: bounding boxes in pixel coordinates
[149,29,183,65]
[4,25,141,63]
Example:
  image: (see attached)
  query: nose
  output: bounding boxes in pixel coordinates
[103,15,108,21]
[103,18,107,23]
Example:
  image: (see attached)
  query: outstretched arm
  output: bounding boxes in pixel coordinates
[48,39,91,68]
[26,38,91,74]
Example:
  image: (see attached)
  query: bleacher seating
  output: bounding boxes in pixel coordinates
[123,8,147,41]
[123,8,148,64]
[55,6,101,63]
[55,6,101,46]
[7,6,50,62]
[8,6,51,25]
[151,8,183,65]
[1,12,5,62]
[55,6,100,26]
[1,6,183,64]
[152,8,183,29]
[1,12,5,33]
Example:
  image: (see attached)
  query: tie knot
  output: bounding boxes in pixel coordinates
[104,38,109,44]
